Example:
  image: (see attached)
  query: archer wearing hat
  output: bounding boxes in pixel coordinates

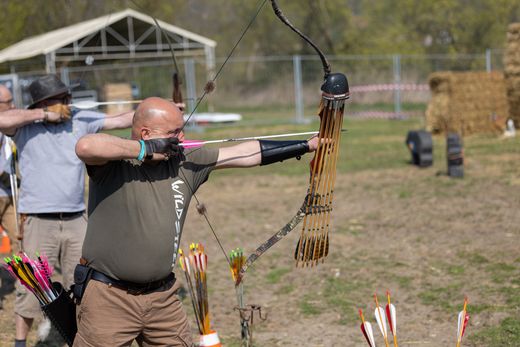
[0,74,134,347]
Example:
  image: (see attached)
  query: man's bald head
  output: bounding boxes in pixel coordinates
[132,97,185,141]
[0,85,14,112]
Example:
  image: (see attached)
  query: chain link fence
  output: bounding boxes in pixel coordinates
[9,51,504,126]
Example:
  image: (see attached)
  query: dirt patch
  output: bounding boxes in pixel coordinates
[0,152,518,346]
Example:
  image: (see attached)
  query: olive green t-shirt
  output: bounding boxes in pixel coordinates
[82,147,218,283]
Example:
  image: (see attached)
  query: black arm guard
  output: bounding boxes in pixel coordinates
[259,140,309,166]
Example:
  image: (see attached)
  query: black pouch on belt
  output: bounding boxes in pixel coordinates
[41,282,77,346]
[72,264,93,303]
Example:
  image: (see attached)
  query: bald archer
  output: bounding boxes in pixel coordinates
[76,96,319,168]
[72,96,319,346]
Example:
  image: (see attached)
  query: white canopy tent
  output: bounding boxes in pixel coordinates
[0,8,216,74]
[0,8,217,111]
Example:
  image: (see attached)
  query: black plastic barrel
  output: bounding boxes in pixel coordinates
[447,133,464,178]
[405,130,433,167]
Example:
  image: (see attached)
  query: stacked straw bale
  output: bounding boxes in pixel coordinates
[504,23,520,127]
[103,83,133,114]
[425,71,509,135]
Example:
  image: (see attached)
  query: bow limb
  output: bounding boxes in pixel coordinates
[235,1,350,278]
[129,2,274,270]
[235,201,306,286]
[270,0,331,78]
[130,1,183,105]
[148,13,184,106]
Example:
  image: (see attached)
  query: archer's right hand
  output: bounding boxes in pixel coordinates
[44,104,71,123]
[144,137,182,159]
[43,111,64,123]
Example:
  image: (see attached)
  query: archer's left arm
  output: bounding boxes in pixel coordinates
[214,137,319,169]
[102,110,134,130]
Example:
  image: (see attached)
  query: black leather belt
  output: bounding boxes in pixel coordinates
[90,269,175,295]
[29,211,84,220]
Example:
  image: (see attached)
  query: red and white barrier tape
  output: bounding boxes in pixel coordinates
[347,111,422,119]
[350,84,429,93]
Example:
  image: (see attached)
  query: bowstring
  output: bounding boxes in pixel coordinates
[70,4,114,93]
[181,0,269,132]
[128,0,269,267]
[129,0,181,81]
[178,168,231,266]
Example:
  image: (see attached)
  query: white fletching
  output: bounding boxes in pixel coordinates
[71,100,140,109]
[3,139,13,160]
[185,258,191,275]
[457,310,465,340]
[70,100,99,109]
[386,303,397,336]
[374,306,389,338]
[364,322,377,347]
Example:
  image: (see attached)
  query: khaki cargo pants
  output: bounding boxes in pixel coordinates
[73,278,192,347]
[15,214,87,318]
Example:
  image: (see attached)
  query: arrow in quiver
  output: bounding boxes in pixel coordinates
[295,73,349,267]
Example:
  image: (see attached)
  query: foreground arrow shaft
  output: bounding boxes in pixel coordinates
[374,294,390,347]
[359,309,377,347]
[70,100,143,109]
[456,298,469,347]
[386,291,398,347]
[181,131,323,148]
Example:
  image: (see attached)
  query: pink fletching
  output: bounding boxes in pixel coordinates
[33,269,47,289]
[181,140,204,149]
[39,254,54,278]
[32,265,52,292]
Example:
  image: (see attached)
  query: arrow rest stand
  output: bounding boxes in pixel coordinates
[234,304,267,347]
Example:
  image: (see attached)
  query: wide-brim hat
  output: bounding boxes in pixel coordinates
[27,75,79,109]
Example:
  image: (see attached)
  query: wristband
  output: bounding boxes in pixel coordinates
[259,140,309,166]
[137,140,146,161]
[36,109,48,123]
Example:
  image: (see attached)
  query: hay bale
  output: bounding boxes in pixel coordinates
[504,23,520,127]
[425,71,509,135]
[103,83,133,114]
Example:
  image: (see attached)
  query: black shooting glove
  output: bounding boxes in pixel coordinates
[143,137,182,160]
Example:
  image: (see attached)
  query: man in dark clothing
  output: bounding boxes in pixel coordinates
[74,97,319,346]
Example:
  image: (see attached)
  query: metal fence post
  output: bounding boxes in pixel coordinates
[184,58,197,114]
[393,54,402,117]
[486,49,491,72]
[184,58,200,131]
[60,67,70,86]
[45,52,56,74]
[293,55,304,124]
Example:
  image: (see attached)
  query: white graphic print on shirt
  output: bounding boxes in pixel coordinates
[171,179,185,263]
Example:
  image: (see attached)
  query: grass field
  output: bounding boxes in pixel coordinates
[0,115,518,346]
